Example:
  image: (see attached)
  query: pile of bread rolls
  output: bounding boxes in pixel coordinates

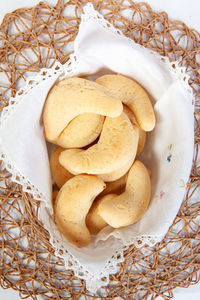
[43,74,155,248]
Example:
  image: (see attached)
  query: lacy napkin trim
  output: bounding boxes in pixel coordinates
[0,3,194,292]
[82,3,194,102]
[0,57,77,207]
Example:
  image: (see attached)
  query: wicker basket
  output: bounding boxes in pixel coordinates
[0,1,199,299]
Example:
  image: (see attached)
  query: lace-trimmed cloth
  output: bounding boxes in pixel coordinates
[0,0,199,299]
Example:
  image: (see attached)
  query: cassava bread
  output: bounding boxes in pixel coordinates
[59,112,139,175]
[86,175,127,234]
[43,77,123,142]
[98,160,151,228]
[46,74,155,247]
[123,105,146,156]
[54,175,106,248]
[50,146,73,188]
[86,196,112,235]
[56,113,104,148]
[96,74,155,132]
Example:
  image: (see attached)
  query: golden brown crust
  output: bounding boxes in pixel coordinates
[123,105,146,156]
[43,77,123,142]
[59,113,139,175]
[54,175,106,248]
[50,146,73,188]
[86,197,110,235]
[96,74,156,132]
[98,160,151,228]
[56,113,105,148]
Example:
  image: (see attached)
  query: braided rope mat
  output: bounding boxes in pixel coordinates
[0,0,200,299]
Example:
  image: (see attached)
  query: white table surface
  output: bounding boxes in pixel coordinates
[0,0,199,299]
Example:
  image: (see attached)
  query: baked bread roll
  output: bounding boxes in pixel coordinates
[50,146,73,188]
[59,112,139,175]
[98,160,151,228]
[43,77,123,142]
[54,175,106,248]
[123,105,146,156]
[96,74,155,132]
[56,113,104,148]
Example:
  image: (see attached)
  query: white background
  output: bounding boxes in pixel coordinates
[0,0,199,299]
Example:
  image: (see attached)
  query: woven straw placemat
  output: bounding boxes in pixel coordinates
[0,0,199,299]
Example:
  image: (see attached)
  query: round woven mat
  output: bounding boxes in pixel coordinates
[0,0,200,299]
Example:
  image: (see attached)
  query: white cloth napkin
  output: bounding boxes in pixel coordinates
[0,3,194,292]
